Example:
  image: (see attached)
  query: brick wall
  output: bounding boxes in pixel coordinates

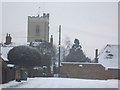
[106,69,120,79]
[60,63,107,80]
[2,68,15,83]
[28,69,43,77]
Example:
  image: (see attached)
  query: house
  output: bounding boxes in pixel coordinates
[60,44,120,80]
[98,44,120,79]
[0,42,16,84]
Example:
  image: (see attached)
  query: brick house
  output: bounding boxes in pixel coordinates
[60,44,120,80]
[0,43,15,83]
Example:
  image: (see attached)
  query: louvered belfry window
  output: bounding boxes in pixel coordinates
[36,25,40,34]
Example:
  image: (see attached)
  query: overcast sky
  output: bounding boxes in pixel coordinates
[1,2,118,59]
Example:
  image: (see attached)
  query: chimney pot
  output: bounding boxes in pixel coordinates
[5,33,12,45]
[47,13,49,18]
[50,35,53,47]
[95,49,98,63]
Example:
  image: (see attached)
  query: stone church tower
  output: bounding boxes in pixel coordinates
[27,13,49,42]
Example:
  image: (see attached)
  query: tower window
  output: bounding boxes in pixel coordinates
[36,25,40,34]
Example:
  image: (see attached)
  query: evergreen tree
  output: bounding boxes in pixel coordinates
[65,39,88,62]
[7,45,41,67]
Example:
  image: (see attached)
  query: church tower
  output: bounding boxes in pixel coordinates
[27,13,49,42]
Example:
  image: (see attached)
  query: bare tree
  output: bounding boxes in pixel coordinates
[63,37,72,61]
[35,42,57,73]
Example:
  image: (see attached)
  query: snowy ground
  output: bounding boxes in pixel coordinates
[0,77,119,89]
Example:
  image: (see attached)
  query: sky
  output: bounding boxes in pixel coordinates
[0,2,118,59]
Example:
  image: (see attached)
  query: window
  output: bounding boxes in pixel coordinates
[106,50,110,53]
[106,54,114,59]
[36,25,40,34]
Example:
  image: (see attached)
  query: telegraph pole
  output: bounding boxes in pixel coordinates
[58,25,61,77]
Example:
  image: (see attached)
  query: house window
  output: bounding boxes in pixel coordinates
[106,50,110,53]
[106,54,114,59]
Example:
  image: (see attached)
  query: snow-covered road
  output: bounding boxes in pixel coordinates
[0,78,118,88]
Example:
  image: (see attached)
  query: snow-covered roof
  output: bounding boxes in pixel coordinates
[30,42,43,47]
[7,64,15,67]
[2,42,30,47]
[61,62,101,65]
[1,46,13,61]
[98,44,120,69]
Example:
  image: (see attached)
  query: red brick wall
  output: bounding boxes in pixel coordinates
[60,64,107,80]
[2,68,15,83]
[27,68,43,77]
[106,69,120,79]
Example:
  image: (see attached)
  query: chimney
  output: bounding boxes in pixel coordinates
[5,33,12,45]
[95,49,98,63]
[47,13,49,18]
[5,33,9,44]
[43,13,46,17]
[50,35,53,47]
[8,34,12,44]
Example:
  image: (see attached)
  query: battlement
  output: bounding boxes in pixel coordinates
[28,13,49,18]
